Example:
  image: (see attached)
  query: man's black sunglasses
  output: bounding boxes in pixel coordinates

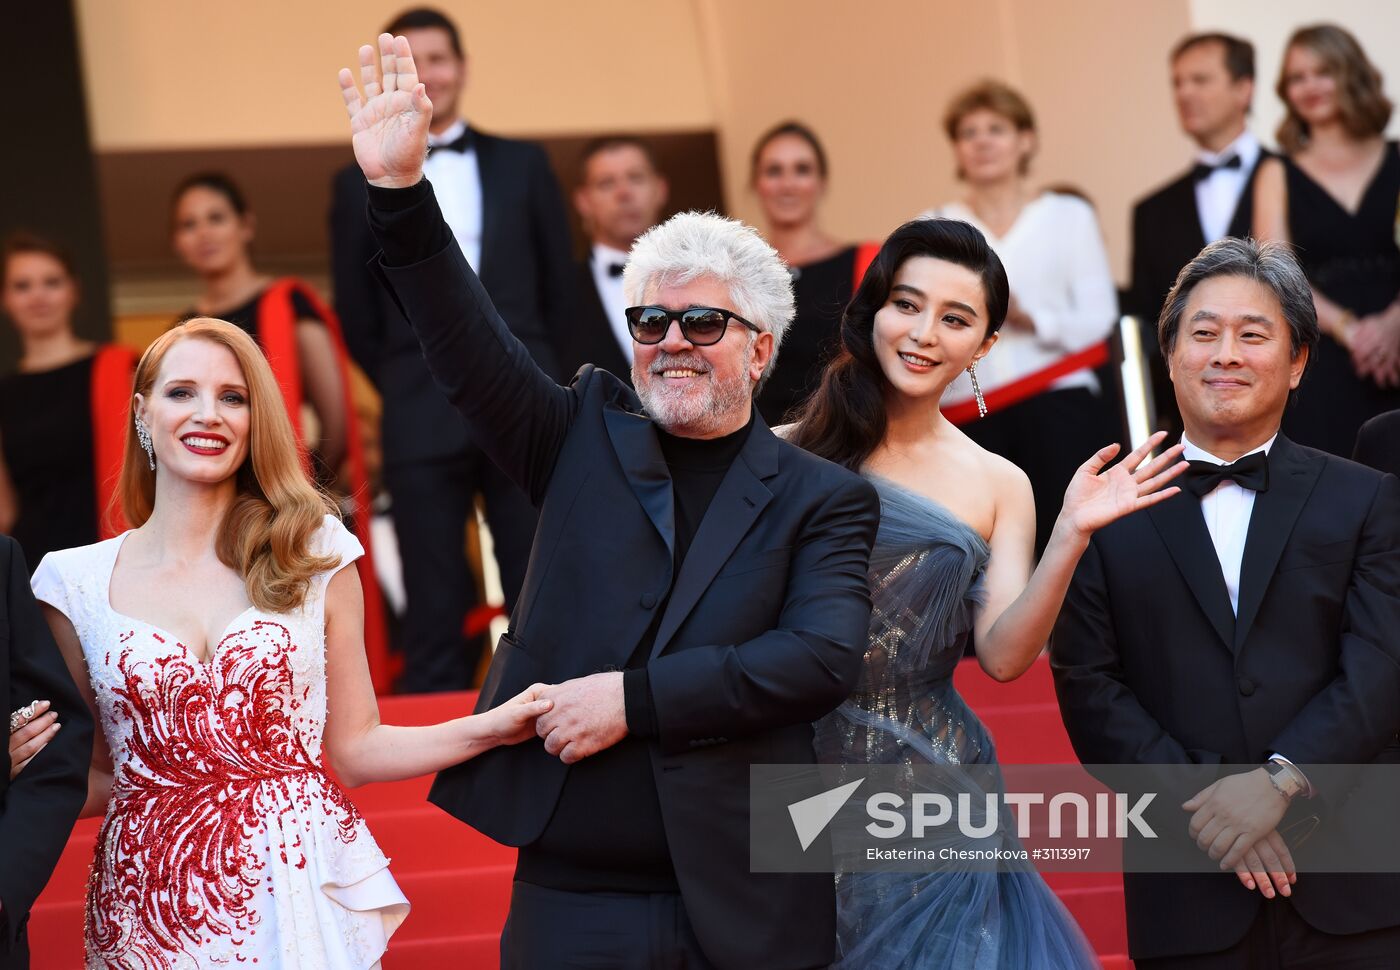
[624,306,761,346]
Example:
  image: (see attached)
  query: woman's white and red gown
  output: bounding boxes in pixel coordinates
[32,515,408,969]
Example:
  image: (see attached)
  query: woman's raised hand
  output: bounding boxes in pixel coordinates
[1060,430,1188,538]
[337,34,433,188]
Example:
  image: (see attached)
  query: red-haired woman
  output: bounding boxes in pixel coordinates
[27,319,551,968]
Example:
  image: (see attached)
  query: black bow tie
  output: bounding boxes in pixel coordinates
[607,262,626,278]
[1183,451,1270,496]
[429,129,473,154]
[1191,154,1242,182]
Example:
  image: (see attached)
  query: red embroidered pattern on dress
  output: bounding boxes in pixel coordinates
[87,621,361,968]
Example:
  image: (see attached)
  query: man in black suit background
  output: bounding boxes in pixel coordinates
[330,7,575,692]
[557,136,669,383]
[1,537,92,969]
[1054,237,1400,967]
[1354,410,1400,478]
[338,34,878,967]
[1129,33,1269,436]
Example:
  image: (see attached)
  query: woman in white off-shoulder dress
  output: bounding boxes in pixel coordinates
[27,318,551,969]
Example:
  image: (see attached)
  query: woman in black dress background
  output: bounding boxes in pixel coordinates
[0,233,134,570]
[1254,23,1400,457]
[751,122,861,425]
[170,172,350,477]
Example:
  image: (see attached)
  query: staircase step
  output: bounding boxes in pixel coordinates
[392,866,512,940]
[383,933,499,969]
[367,808,517,871]
[1057,885,1129,955]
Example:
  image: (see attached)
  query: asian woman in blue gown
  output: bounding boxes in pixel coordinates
[788,219,1187,969]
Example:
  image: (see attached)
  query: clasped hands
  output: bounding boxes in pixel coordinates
[485,672,628,765]
[1183,767,1297,900]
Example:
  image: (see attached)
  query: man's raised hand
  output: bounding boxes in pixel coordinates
[338,34,433,188]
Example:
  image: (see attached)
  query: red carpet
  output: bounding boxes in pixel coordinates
[27,656,1128,968]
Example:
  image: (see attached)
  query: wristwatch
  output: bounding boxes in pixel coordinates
[1265,759,1308,800]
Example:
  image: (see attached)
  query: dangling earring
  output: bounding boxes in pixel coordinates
[135,416,156,470]
[967,363,988,419]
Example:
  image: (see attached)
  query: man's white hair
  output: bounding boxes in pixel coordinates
[622,211,795,378]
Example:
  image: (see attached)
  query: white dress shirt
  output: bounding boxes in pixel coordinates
[424,119,483,272]
[1184,431,1309,789]
[924,193,1119,406]
[589,242,634,365]
[1194,130,1261,246]
[1181,431,1276,615]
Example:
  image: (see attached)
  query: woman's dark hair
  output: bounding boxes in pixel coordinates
[1,230,78,286]
[790,219,1008,472]
[750,121,829,182]
[171,171,250,218]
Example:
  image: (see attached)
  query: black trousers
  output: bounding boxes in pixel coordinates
[384,449,537,692]
[500,881,716,969]
[1137,899,1400,970]
[964,386,1116,556]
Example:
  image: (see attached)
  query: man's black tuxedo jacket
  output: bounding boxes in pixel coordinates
[1126,152,1272,324]
[367,181,880,970]
[330,127,574,465]
[553,256,633,385]
[1354,409,1400,478]
[1052,436,1400,960]
[0,537,92,967]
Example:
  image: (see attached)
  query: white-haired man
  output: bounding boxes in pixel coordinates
[339,35,879,968]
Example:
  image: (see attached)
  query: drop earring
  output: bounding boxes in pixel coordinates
[967,363,988,419]
[135,416,156,470]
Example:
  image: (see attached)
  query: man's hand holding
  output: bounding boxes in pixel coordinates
[1183,768,1290,870]
[535,672,628,765]
[1230,829,1297,899]
[338,33,433,188]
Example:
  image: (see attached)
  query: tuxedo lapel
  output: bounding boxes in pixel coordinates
[649,422,779,658]
[472,127,497,280]
[1226,149,1271,239]
[1234,436,1324,650]
[603,402,675,556]
[1169,174,1208,252]
[1148,492,1235,649]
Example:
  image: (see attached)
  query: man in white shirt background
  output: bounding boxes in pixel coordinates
[556,136,669,383]
[1054,236,1400,968]
[1129,32,1272,437]
[329,6,575,692]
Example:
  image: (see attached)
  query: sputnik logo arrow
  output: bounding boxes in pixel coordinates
[788,778,864,851]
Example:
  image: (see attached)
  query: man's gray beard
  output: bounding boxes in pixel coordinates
[633,349,755,437]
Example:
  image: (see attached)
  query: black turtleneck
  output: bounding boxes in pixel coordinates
[516,412,755,893]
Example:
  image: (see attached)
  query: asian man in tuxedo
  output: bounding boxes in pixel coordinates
[557,136,669,384]
[1128,33,1272,436]
[1054,237,1400,967]
[329,7,575,691]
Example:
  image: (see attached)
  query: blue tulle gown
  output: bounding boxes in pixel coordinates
[814,476,1098,969]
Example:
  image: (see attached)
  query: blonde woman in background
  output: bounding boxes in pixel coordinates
[922,81,1119,556]
[1253,23,1400,457]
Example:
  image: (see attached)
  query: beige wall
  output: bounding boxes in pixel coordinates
[698,0,1193,281]
[77,0,715,148]
[88,0,1398,285]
